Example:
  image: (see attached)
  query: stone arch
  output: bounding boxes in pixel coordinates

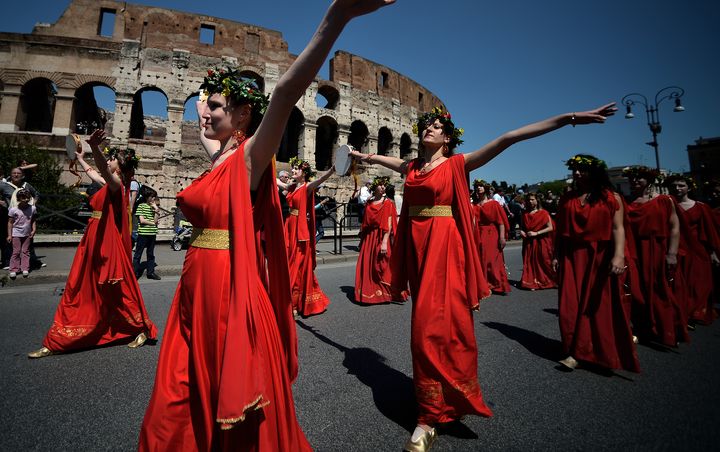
[130,86,168,141]
[73,82,115,134]
[238,70,265,94]
[378,126,393,156]
[348,120,369,152]
[315,116,338,171]
[400,133,413,159]
[278,107,304,163]
[316,84,339,110]
[18,77,57,132]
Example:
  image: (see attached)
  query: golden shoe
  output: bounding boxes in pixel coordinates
[28,347,53,359]
[558,356,578,370]
[128,332,148,349]
[403,427,437,452]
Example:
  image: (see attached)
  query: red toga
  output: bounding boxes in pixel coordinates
[42,184,156,352]
[520,209,557,290]
[474,200,512,294]
[392,155,493,425]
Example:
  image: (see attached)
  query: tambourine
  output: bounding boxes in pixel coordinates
[65,133,91,160]
[334,144,354,176]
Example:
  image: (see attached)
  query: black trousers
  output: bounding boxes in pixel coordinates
[133,235,157,276]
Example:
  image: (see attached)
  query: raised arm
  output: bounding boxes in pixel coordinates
[196,100,221,160]
[86,129,122,191]
[75,131,107,187]
[246,0,395,188]
[307,167,336,192]
[464,103,617,172]
[348,150,408,174]
[610,193,626,275]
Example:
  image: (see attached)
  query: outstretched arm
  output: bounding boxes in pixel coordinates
[464,103,617,172]
[196,100,221,160]
[246,0,395,189]
[307,167,336,192]
[348,150,408,174]
[86,129,123,191]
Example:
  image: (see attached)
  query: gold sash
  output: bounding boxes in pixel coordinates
[289,208,300,216]
[91,211,102,219]
[189,228,230,250]
[408,205,452,217]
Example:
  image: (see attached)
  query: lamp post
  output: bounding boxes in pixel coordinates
[621,86,685,171]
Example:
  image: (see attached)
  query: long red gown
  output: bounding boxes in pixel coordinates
[712,206,720,305]
[676,201,720,324]
[284,183,330,317]
[520,209,557,290]
[474,200,511,294]
[626,196,688,346]
[392,155,493,425]
[354,198,404,304]
[555,190,640,372]
[42,184,157,351]
[139,144,310,452]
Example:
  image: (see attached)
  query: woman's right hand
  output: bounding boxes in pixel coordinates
[86,129,106,150]
[331,0,396,21]
[349,150,370,162]
[196,100,208,128]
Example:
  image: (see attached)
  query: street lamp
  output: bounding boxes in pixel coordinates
[621,86,685,171]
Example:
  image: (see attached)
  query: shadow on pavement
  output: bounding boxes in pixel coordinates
[296,321,417,433]
[482,321,562,363]
[543,308,559,316]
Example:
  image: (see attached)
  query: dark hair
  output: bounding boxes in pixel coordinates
[570,153,614,204]
[385,185,395,199]
[16,188,31,202]
[139,185,158,202]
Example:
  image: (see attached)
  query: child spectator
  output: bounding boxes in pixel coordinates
[133,186,161,280]
[6,189,36,279]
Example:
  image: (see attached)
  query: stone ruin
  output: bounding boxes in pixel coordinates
[0,0,447,226]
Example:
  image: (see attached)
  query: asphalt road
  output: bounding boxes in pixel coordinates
[1,247,719,451]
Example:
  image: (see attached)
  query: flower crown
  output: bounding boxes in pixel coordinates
[664,173,698,191]
[412,106,464,149]
[622,165,661,184]
[565,155,607,170]
[370,176,390,190]
[200,66,269,114]
[472,178,489,188]
[289,156,316,179]
[104,146,140,171]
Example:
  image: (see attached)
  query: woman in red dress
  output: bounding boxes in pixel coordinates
[28,129,156,358]
[139,2,396,450]
[284,158,334,317]
[471,180,511,294]
[707,179,720,306]
[666,174,720,325]
[623,166,686,346]
[519,192,556,290]
[354,176,404,304]
[351,104,616,451]
[554,155,639,372]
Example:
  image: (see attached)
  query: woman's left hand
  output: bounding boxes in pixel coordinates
[332,0,396,21]
[348,150,370,162]
[609,255,626,275]
[574,103,618,125]
[86,129,106,150]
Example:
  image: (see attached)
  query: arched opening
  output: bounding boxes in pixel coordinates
[378,127,393,156]
[316,85,339,110]
[19,78,57,132]
[182,93,201,145]
[238,70,265,94]
[400,133,412,159]
[130,87,168,141]
[348,120,369,152]
[315,116,338,171]
[73,83,115,135]
[278,107,304,163]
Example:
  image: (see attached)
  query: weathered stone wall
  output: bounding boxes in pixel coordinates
[0,0,449,226]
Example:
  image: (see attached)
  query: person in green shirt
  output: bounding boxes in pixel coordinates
[133,187,161,280]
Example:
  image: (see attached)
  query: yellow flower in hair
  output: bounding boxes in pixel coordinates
[199,90,209,102]
[222,87,231,97]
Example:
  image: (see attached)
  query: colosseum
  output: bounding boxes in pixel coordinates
[0,0,446,224]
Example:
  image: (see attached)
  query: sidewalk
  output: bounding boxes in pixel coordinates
[2,236,363,286]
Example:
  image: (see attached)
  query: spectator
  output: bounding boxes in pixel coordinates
[0,167,43,270]
[134,186,161,280]
[6,188,36,279]
[129,176,141,247]
[277,169,293,219]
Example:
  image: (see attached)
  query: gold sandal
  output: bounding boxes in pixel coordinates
[28,347,53,359]
[128,332,148,349]
[403,427,437,452]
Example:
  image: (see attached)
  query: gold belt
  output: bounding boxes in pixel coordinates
[91,211,102,219]
[409,205,452,217]
[289,208,300,216]
[189,228,230,250]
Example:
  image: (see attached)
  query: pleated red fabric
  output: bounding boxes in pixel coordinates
[42,184,156,352]
[392,155,493,425]
[520,209,557,290]
[555,190,640,372]
[626,195,689,346]
[138,144,310,452]
[354,198,405,304]
[675,201,720,325]
[473,200,511,294]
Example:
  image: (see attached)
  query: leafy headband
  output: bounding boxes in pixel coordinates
[622,165,661,184]
[370,176,390,190]
[412,106,464,149]
[104,146,140,171]
[200,66,269,114]
[565,155,607,170]
[289,156,316,179]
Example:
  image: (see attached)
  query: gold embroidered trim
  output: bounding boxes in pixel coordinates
[189,228,230,250]
[91,210,102,219]
[416,382,443,403]
[416,378,481,404]
[289,208,300,216]
[48,322,94,338]
[409,205,452,217]
[216,394,270,430]
[305,291,326,304]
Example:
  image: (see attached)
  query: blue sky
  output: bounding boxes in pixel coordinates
[3,0,719,185]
